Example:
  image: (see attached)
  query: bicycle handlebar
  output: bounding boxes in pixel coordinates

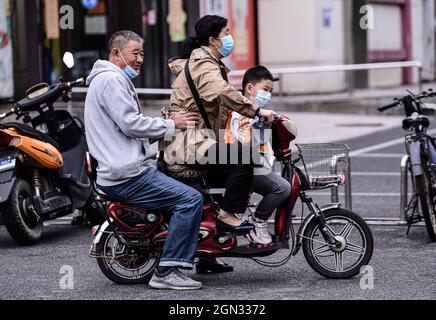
[378,101,400,113]
[378,89,436,114]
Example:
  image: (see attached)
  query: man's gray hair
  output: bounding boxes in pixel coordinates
[108,30,144,52]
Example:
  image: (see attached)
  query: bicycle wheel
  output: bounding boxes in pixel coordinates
[415,170,436,241]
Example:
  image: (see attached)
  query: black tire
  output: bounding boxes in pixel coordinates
[302,208,373,279]
[415,173,436,241]
[2,179,43,245]
[95,228,161,284]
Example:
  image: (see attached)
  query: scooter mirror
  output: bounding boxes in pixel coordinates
[63,52,75,69]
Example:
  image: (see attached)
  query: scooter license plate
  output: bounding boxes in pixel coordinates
[0,159,16,172]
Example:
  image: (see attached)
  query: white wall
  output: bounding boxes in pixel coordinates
[416,0,434,81]
[257,0,429,94]
[368,1,430,87]
[367,3,403,87]
[257,0,346,94]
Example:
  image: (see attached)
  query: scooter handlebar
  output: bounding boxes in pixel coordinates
[65,78,85,89]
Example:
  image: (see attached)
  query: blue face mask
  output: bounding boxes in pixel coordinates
[217,35,235,58]
[118,49,140,80]
[254,90,272,108]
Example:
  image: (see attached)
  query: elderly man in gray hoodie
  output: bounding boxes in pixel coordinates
[85,30,203,290]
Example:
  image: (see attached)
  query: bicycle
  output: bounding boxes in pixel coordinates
[378,89,436,241]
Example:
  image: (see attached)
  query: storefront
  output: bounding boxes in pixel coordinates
[199,0,258,88]
[0,0,13,99]
[9,0,258,98]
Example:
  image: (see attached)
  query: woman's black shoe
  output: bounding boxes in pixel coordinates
[196,259,234,274]
[216,219,254,234]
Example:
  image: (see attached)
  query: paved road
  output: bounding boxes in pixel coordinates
[0,112,435,300]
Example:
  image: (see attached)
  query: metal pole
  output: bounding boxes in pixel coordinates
[347,69,354,98]
[400,155,410,223]
[418,66,423,92]
[345,157,352,210]
[330,158,339,203]
[68,96,73,115]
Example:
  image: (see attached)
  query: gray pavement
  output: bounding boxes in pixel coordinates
[0,224,434,300]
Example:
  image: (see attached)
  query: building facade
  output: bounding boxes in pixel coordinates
[257,0,436,94]
[2,0,436,99]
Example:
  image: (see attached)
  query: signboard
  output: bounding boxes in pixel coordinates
[44,0,60,39]
[85,15,107,34]
[200,0,227,17]
[200,0,257,88]
[167,0,187,42]
[0,0,13,98]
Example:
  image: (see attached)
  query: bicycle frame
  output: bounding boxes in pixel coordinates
[278,160,342,256]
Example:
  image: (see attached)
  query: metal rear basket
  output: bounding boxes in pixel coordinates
[296,143,350,190]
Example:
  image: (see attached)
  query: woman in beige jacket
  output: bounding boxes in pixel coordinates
[164,15,275,274]
[164,14,274,222]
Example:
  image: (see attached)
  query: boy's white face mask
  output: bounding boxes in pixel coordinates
[254,90,272,108]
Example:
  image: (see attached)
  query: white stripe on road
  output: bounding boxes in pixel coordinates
[43,222,71,226]
[352,153,404,159]
[310,192,405,197]
[349,128,436,157]
[352,172,400,176]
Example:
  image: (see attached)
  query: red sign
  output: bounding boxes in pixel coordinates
[200,0,257,88]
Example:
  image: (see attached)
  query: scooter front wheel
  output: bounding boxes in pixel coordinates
[2,179,43,245]
[302,208,373,279]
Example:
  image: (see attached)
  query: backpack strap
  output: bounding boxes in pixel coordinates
[184,61,212,130]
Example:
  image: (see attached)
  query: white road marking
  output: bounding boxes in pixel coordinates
[352,172,401,176]
[352,153,404,159]
[349,128,436,157]
[309,192,405,197]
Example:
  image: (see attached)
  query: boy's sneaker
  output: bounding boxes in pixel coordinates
[149,268,202,290]
[249,218,272,244]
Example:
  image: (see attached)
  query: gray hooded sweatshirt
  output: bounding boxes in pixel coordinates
[84,60,175,186]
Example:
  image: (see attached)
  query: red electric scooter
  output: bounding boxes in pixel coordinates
[88,114,373,284]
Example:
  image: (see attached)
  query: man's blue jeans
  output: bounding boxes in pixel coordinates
[98,167,203,269]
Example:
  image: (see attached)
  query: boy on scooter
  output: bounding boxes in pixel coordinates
[225,66,291,244]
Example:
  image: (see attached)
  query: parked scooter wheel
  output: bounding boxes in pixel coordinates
[302,208,373,279]
[2,179,43,245]
[96,227,161,284]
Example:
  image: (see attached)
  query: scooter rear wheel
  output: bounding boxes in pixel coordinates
[302,208,373,279]
[96,228,161,284]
